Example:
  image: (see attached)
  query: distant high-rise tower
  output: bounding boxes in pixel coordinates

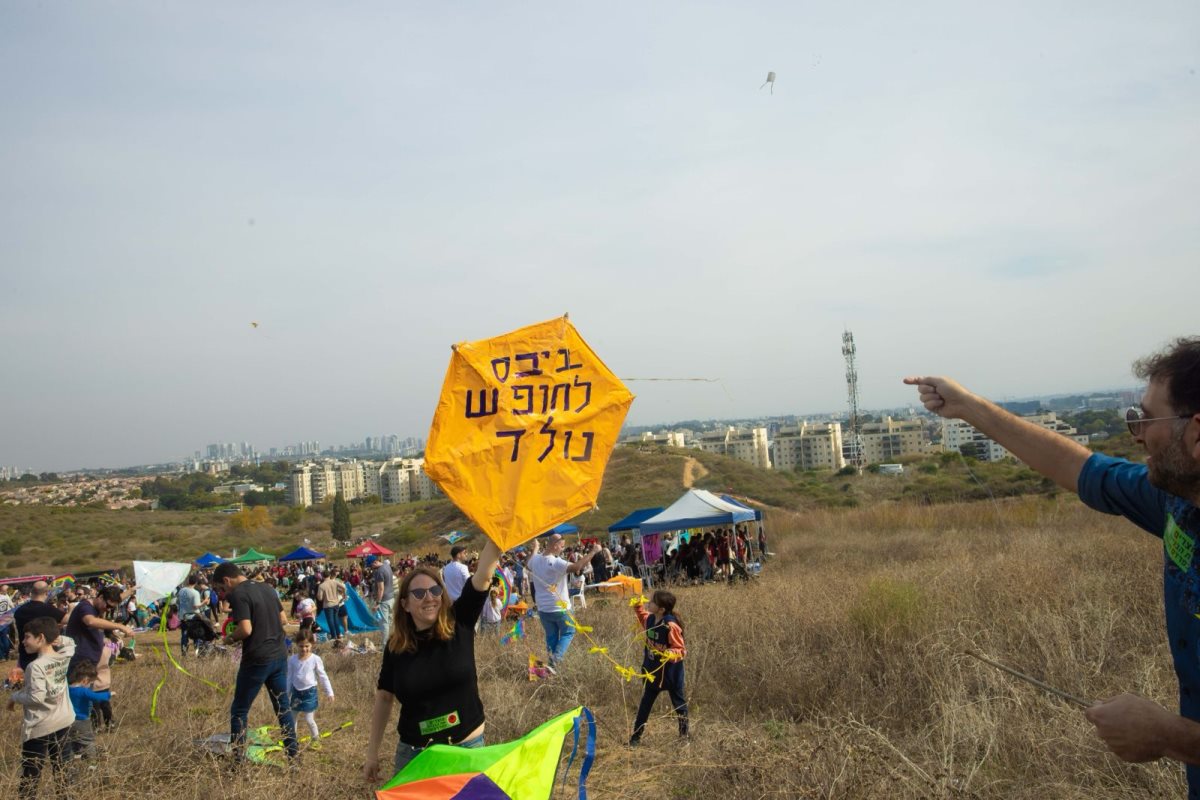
[842,330,864,469]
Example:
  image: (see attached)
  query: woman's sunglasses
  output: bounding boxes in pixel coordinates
[407,585,444,600]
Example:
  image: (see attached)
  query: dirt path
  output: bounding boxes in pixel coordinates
[682,457,709,488]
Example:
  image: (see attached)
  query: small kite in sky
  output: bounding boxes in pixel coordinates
[250,322,259,328]
[760,71,776,94]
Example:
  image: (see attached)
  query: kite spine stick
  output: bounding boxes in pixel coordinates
[966,651,1092,708]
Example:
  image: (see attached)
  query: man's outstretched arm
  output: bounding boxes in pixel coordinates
[903,375,1092,492]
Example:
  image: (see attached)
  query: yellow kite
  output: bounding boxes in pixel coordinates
[424,316,633,551]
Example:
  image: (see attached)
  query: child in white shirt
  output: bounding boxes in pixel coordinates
[10,617,75,799]
[286,629,334,746]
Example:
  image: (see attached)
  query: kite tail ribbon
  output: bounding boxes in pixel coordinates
[158,591,224,692]
[558,706,597,800]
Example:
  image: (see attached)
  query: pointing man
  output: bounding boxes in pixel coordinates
[906,336,1200,794]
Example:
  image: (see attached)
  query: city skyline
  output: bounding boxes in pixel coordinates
[3,2,1195,474]
[3,380,1139,475]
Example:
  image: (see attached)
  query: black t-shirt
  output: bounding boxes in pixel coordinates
[14,600,65,670]
[376,580,487,746]
[591,549,611,582]
[229,580,286,666]
[65,600,105,666]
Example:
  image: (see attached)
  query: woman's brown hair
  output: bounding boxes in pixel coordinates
[387,566,455,654]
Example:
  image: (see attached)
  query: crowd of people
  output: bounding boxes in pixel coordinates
[0,528,744,792]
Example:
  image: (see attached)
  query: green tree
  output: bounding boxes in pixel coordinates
[331,491,352,539]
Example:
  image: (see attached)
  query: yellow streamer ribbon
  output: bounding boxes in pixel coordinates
[149,645,169,724]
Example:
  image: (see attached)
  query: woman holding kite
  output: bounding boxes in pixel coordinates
[363,538,503,784]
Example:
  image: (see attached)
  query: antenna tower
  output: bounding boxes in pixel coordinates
[842,330,864,469]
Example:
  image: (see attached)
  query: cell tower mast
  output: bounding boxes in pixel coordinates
[842,329,864,469]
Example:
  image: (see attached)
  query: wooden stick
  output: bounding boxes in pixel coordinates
[965,651,1093,708]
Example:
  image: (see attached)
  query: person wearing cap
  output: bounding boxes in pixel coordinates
[528,534,599,669]
[368,555,395,645]
[441,546,471,603]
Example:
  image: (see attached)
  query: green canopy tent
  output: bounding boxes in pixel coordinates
[228,548,276,564]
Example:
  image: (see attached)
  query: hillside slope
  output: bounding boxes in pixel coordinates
[0,446,1064,574]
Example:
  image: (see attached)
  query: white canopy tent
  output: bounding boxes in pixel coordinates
[638,489,757,534]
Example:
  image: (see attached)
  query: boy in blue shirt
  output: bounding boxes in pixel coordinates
[67,660,110,760]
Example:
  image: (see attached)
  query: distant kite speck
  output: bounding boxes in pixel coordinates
[760,71,776,94]
[250,322,259,328]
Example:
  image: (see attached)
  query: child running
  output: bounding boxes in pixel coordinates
[67,660,110,760]
[10,617,75,800]
[629,590,689,745]
[287,629,334,747]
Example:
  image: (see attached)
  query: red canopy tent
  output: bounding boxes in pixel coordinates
[346,540,394,558]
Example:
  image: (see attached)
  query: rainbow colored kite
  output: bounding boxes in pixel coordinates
[51,574,75,590]
[376,707,595,800]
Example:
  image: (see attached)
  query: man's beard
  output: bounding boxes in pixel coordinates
[1148,431,1200,501]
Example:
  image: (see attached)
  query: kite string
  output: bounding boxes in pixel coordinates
[620,377,735,403]
[521,561,669,684]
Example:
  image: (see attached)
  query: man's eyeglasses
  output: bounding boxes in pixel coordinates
[407,585,444,600]
[1125,406,1194,436]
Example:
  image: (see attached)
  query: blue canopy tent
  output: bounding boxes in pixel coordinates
[606,507,664,545]
[538,522,579,538]
[194,552,226,568]
[278,546,326,562]
[720,495,763,521]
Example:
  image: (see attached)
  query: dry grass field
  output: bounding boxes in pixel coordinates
[0,494,1184,799]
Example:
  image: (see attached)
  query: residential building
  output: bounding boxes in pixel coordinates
[621,431,689,448]
[286,464,313,508]
[942,412,1090,462]
[693,427,771,470]
[856,417,936,463]
[774,422,846,472]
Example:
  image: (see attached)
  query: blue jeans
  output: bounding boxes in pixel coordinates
[321,607,343,640]
[0,623,11,660]
[537,611,575,667]
[393,732,484,775]
[230,656,298,760]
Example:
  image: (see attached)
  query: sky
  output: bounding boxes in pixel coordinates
[1,2,1197,472]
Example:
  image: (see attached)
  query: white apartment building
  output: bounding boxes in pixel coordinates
[942,412,1090,462]
[380,458,441,505]
[623,431,689,448]
[855,417,936,464]
[285,465,313,508]
[774,422,846,472]
[286,458,436,508]
[693,427,771,470]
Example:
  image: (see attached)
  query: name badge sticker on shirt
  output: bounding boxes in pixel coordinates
[419,710,460,736]
[1165,513,1195,573]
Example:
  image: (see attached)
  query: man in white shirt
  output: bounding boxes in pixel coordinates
[441,545,471,602]
[528,534,599,669]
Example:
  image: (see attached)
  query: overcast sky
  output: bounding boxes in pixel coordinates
[2,2,1196,472]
